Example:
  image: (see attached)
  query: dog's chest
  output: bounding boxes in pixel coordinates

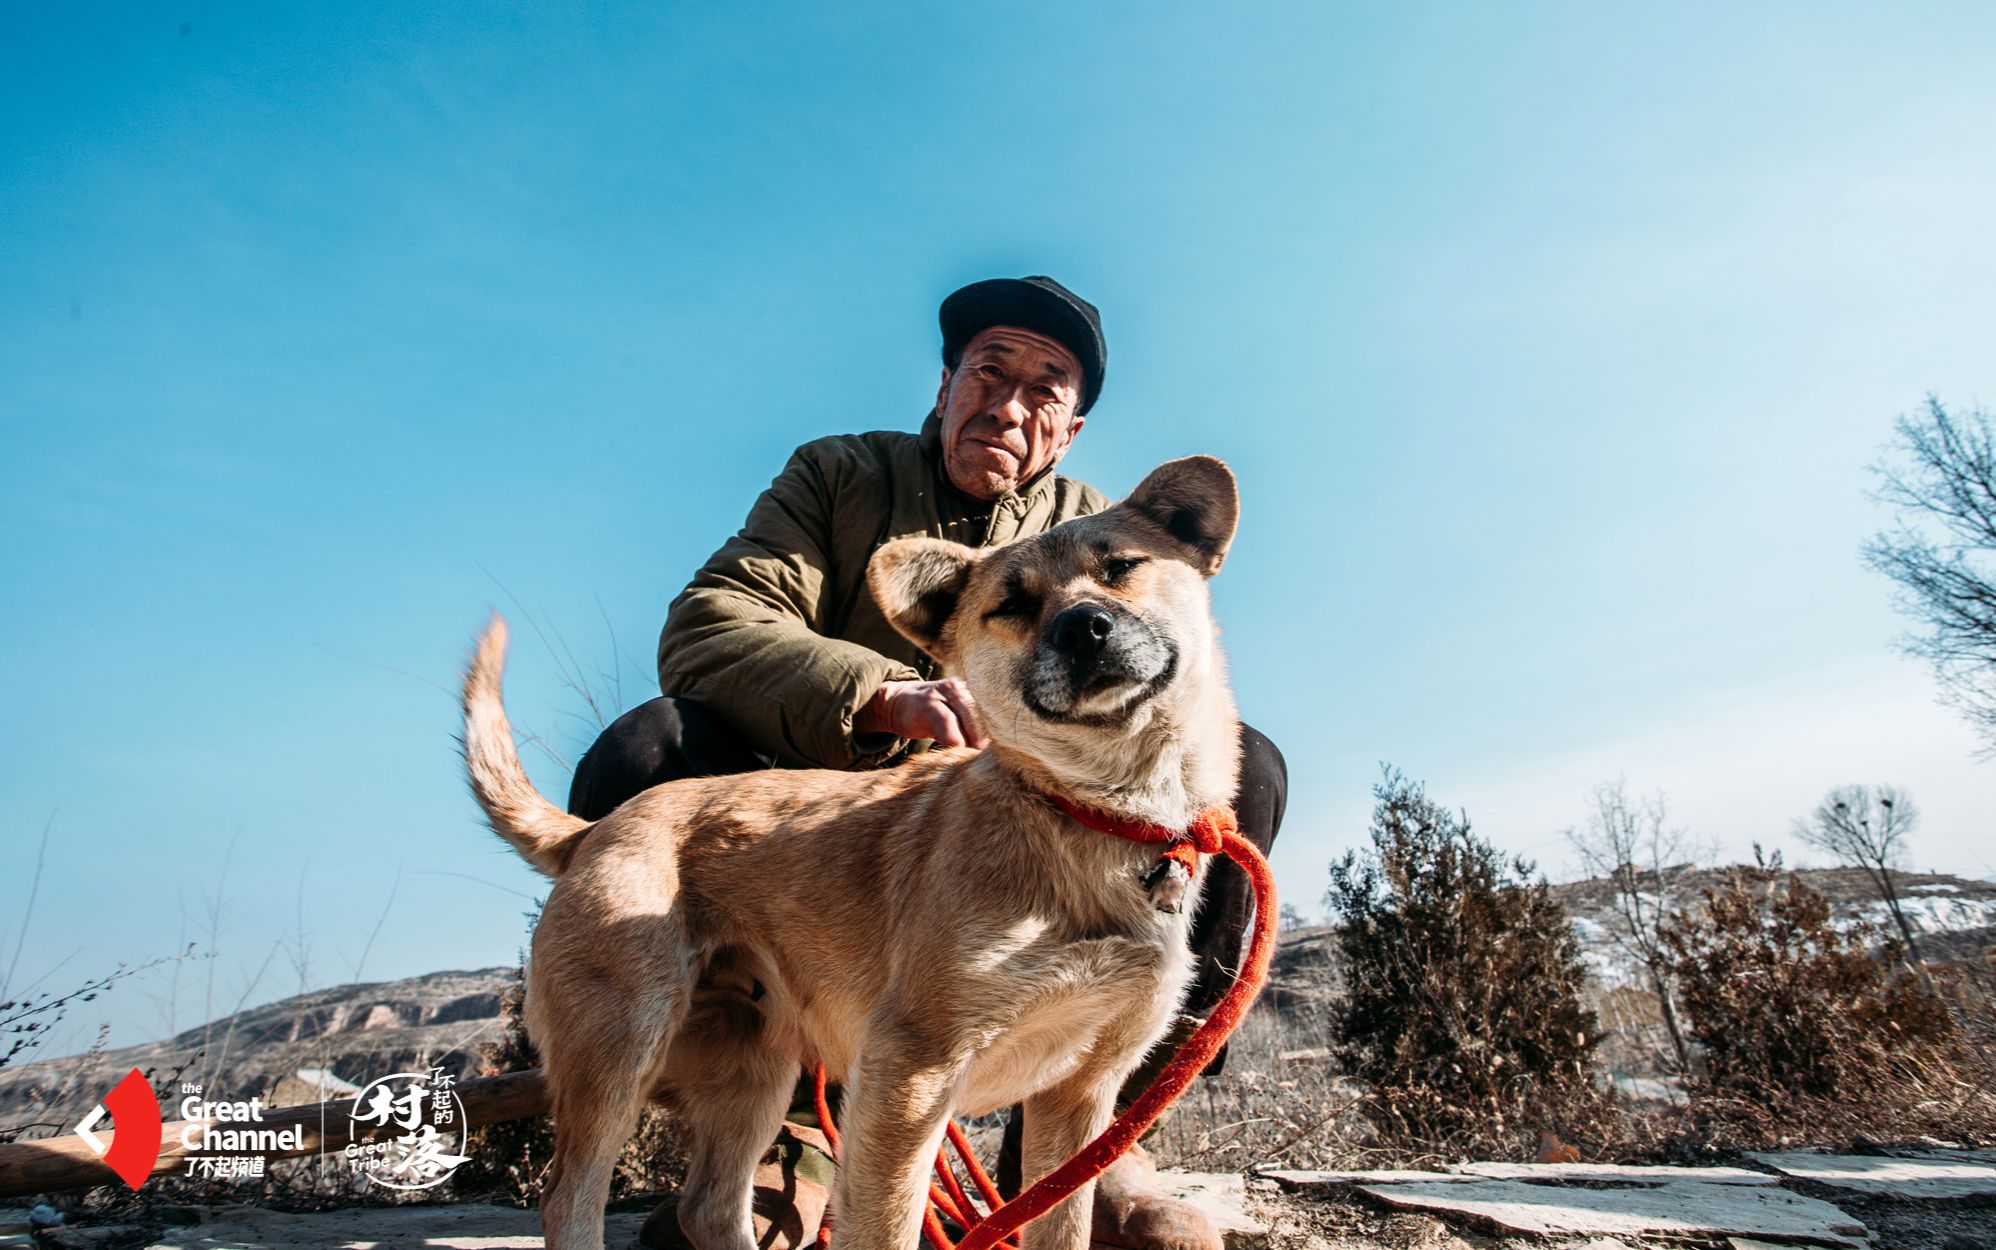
[949,920,1191,1117]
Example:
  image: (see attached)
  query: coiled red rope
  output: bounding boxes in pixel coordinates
[812,798,1277,1250]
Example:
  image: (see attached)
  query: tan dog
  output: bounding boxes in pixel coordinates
[461,457,1242,1250]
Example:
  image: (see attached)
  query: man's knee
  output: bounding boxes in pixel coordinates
[1234,722,1287,853]
[567,696,764,820]
[568,697,691,819]
[1238,723,1287,798]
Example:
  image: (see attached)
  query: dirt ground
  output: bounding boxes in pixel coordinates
[7,1159,1996,1250]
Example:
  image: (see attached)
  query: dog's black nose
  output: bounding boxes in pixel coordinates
[1051,604,1115,665]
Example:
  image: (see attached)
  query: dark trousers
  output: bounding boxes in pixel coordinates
[567,696,1288,1193]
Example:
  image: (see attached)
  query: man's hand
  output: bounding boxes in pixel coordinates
[856,678,989,749]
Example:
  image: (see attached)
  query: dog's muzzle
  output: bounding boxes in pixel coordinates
[1025,602,1176,723]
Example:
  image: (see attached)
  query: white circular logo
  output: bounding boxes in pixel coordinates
[342,1070,471,1190]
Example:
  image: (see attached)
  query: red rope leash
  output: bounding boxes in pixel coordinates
[810,798,1277,1250]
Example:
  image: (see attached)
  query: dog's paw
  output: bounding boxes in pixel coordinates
[1140,857,1191,913]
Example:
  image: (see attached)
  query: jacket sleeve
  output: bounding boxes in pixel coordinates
[656,441,921,770]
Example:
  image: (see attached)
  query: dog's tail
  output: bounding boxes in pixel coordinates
[461,614,591,878]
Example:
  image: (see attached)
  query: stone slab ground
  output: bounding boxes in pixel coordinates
[1264,1151,1996,1250]
[1748,1150,1996,1201]
[1350,1179,1865,1246]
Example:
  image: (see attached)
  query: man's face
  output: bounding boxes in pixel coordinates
[936,325,1085,501]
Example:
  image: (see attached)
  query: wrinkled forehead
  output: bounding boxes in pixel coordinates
[961,324,1082,378]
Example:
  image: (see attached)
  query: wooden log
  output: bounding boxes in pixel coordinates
[0,1069,548,1199]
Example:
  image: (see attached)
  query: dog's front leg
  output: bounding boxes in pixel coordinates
[1018,1075,1119,1250]
[831,1045,959,1250]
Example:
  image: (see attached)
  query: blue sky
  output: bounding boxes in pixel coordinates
[4,3,1992,1051]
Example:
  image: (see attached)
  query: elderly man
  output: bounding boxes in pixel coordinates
[568,276,1286,1250]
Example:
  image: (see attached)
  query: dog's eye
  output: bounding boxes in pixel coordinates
[1102,556,1148,585]
[984,590,1040,622]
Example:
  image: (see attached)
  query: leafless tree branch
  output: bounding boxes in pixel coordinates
[1865,397,1996,752]
[1791,783,1924,969]
[1564,778,1704,1072]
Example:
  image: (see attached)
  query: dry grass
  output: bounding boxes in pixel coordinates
[1146,1001,1373,1172]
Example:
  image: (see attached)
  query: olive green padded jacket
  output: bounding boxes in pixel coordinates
[656,413,1109,770]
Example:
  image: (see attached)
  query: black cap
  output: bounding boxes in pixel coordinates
[939,276,1106,415]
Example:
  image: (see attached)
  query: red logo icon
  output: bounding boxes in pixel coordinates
[72,1068,163,1189]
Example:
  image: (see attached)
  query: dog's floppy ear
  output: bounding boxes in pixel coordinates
[1122,456,1240,576]
[869,537,980,656]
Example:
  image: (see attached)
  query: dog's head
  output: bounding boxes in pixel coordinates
[869,456,1239,789]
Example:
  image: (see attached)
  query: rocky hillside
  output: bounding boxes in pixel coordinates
[6,866,1988,1135]
[0,968,514,1132]
[1550,865,1996,986]
[1262,866,1996,1021]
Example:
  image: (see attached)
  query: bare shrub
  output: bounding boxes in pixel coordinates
[1660,857,1992,1145]
[1563,779,1700,1072]
[452,967,557,1204]
[1324,768,1605,1159]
